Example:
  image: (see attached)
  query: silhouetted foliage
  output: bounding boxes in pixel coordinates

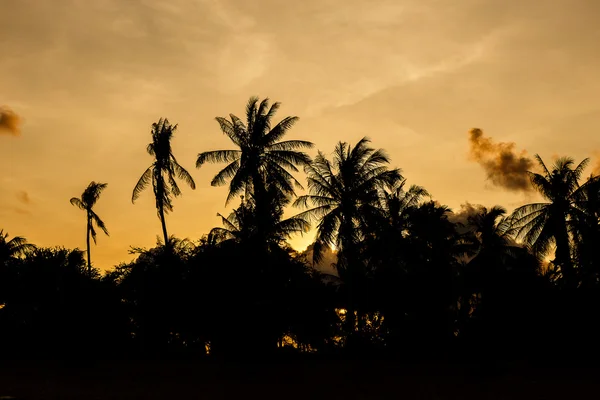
[70,181,109,274]
[4,103,600,366]
[132,118,196,246]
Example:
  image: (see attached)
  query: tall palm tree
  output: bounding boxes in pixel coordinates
[132,118,196,247]
[196,97,313,240]
[70,181,109,273]
[294,138,401,330]
[510,155,597,286]
[0,230,36,262]
[294,138,401,270]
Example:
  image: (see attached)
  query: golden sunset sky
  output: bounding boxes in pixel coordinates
[2,0,600,269]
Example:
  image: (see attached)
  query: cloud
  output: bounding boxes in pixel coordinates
[468,128,534,192]
[449,202,485,234]
[0,107,22,135]
[16,190,31,205]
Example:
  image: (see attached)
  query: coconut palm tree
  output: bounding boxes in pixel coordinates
[294,138,401,269]
[70,181,109,273]
[209,190,309,248]
[0,230,36,262]
[132,118,196,247]
[294,138,401,331]
[510,155,597,286]
[196,97,313,240]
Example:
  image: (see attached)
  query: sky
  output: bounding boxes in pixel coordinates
[2,0,600,269]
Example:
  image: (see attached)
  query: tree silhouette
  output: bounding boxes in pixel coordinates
[132,118,196,247]
[70,181,109,273]
[196,97,313,244]
[0,230,36,262]
[510,155,597,287]
[209,190,309,249]
[294,138,401,334]
[295,138,401,269]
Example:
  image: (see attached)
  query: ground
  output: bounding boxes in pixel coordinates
[0,360,598,399]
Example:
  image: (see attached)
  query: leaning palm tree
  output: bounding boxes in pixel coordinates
[510,155,597,286]
[70,181,109,273]
[196,97,313,239]
[0,230,36,262]
[132,118,196,246]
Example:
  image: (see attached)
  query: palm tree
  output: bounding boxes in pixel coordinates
[294,138,401,329]
[70,181,109,273]
[294,138,401,269]
[132,118,196,247]
[0,230,36,262]
[209,192,309,248]
[510,155,597,287]
[570,175,600,285]
[468,206,517,262]
[196,97,313,240]
[363,179,429,273]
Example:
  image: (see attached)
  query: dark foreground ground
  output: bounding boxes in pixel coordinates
[1,359,599,399]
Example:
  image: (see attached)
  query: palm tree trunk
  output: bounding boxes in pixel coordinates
[159,205,169,248]
[86,214,92,275]
[556,223,574,287]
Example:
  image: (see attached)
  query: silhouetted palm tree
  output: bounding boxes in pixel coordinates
[0,230,36,262]
[570,175,600,285]
[70,181,109,273]
[209,192,309,248]
[295,138,401,269]
[132,118,196,247]
[196,97,313,241]
[294,138,401,332]
[510,155,596,286]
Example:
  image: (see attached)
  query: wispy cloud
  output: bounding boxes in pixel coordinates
[16,190,31,205]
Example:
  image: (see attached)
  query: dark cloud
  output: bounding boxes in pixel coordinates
[468,128,533,192]
[0,107,22,135]
[16,190,31,205]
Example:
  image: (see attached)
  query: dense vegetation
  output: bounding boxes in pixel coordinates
[2,97,600,362]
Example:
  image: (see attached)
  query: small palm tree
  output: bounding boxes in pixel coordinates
[0,230,36,261]
[209,192,309,248]
[132,118,196,246]
[196,97,313,241]
[510,155,596,286]
[70,181,109,273]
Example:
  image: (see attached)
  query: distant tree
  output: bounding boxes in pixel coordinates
[0,230,36,262]
[510,155,597,286]
[196,97,313,244]
[132,118,196,246]
[70,181,109,273]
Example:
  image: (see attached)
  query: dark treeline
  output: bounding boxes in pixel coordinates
[2,97,600,363]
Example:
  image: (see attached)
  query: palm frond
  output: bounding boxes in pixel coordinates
[132,166,153,202]
[196,149,241,168]
[70,197,85,210]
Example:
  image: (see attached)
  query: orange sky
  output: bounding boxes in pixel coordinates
[2,0,600,269]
